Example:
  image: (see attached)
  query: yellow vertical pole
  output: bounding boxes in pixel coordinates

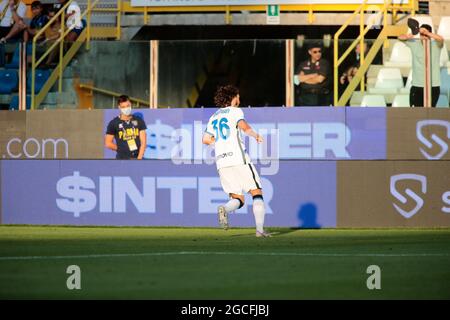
[308,5,314,24]
[334,34,339,107]
[31,39,36,109]
[285,40,294,107]
[383,0,389,48]
[18,43,23,110]
[360,3,365,92]
[144,6,148,25]
[86,0,91,50]
[225,6,231,25]
[150,40,159,109]
[59,10,65,93]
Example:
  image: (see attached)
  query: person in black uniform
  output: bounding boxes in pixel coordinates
[105,95,147,159]
[295,42,331,106]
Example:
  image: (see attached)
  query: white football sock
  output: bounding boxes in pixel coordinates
[224,198,241,213]
[253,198,265,233]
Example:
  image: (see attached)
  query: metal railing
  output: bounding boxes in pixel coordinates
[31,0,100,109]
[118,1,417,26]
[333,0,418,106]
[337,24,408,107]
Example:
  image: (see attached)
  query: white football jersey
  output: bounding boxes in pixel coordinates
[205,107,251,170]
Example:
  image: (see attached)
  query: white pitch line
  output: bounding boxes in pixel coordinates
[0,251,449,261]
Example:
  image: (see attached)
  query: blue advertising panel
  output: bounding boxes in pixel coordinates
[1,160,336,228]
[104,107,386,160]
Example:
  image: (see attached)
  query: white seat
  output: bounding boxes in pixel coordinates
[384,41,412,67]
[367,64,384,78]
[408,15,434,38]
[374,67,404,90]
[440,68,450,99]
[440,42,450,67]
[400,70,413,94]
[367,88,398,104]
[360,95,387,107]
[392,95,410,107]
[368,87,397,94]
[437,16,450,40]
[350,91,364,107]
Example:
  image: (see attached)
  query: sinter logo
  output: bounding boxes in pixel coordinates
[390,174,450,218]
[56,171,273,217]
[416,120,450,160]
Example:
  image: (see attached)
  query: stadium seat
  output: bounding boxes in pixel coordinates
[360,94,387,107]
[374,68,404,89]
[5,43,32,69]
[392,95,410,107]
[9,95,31,110]
[400,70,413,94]
[436,94,449,108]
[367,64,383,79]
[437,16,450,40]
[5,45,20,69]
[384,41,412,68]
[0,69,18,94]
[440,68,450,99]
[368,67,403,100]
[350,91,364,107]
[27,69,52,94]
[440,43,450,67]
[0,44,5,67]
[366,89,397,103]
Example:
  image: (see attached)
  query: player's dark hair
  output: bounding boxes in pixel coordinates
[421,24,433,33]
[214,85,239,108]
[118,95,130,104]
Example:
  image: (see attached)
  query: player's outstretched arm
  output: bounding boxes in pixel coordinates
[202,133,215,145]
[238,120,263,143]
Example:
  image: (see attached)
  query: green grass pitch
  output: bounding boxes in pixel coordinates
[0,226,449,299]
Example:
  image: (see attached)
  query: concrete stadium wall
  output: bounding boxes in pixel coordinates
[0,107,448,228]
[158,41,223,108]
[0,110,104,159]
[74,41,222,109]
[74,42,150,108]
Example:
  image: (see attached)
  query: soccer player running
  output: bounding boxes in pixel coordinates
[202,85,271,238]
